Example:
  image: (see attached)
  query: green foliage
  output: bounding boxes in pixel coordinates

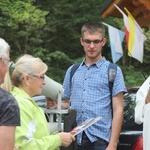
[42,0,103,58]
[0,0,149,85]
[45,51,84,83]
[0,0,48,59]
[36,0,105,82]
[122,65,146,87]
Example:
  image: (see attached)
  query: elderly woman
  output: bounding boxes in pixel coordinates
[11,54,75,150]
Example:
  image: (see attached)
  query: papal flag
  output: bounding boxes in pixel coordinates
[103,22,125,63]
[114,4,147,63]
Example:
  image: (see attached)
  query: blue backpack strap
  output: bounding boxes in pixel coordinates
[108,63,117,117]
[70,62,81,82]
[108,63,117,99]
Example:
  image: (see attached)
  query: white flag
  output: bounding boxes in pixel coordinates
[114,4,147,63]
[103,22,125,63]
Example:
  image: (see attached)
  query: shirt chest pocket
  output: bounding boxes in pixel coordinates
[86,69,108,91]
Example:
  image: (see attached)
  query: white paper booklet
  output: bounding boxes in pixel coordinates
[70,116,102,136]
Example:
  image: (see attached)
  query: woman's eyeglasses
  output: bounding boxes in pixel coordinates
[31,75,45,80]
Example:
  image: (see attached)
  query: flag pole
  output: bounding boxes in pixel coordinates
[114,4,125,15]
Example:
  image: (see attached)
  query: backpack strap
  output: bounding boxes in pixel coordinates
[70,62,81,82]
[108,63,117,117]
[108,63,117,99]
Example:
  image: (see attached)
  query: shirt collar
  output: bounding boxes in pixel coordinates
[12,87,32,101]
[81,57,106,68]
[95,57,106,68]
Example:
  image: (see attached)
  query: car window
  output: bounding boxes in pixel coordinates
[122,92,143,131]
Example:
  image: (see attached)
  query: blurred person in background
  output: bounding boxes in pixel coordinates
[11,54,75,150]
[0,69,12,92]
[135,76,150,150]
[0,38,20,150]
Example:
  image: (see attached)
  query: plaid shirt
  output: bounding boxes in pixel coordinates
[63,57,126,144]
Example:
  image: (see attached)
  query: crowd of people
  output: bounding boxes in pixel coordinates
[0,21,149,150]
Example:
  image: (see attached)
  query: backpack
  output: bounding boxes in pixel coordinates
[70,62,117,99]
[63,62,117,150]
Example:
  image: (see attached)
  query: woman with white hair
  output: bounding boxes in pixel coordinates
[11,54,75,150]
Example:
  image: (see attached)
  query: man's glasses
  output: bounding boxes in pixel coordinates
[83,38,104,45]
[32,75,45,80]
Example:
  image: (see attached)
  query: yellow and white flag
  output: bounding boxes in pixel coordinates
[114,4,147,63]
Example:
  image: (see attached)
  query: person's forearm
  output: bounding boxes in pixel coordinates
[107,110,123,149]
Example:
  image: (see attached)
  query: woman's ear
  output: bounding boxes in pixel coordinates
[22,74,30,86]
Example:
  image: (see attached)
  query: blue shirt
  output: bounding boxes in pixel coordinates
[63,57,126,144]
